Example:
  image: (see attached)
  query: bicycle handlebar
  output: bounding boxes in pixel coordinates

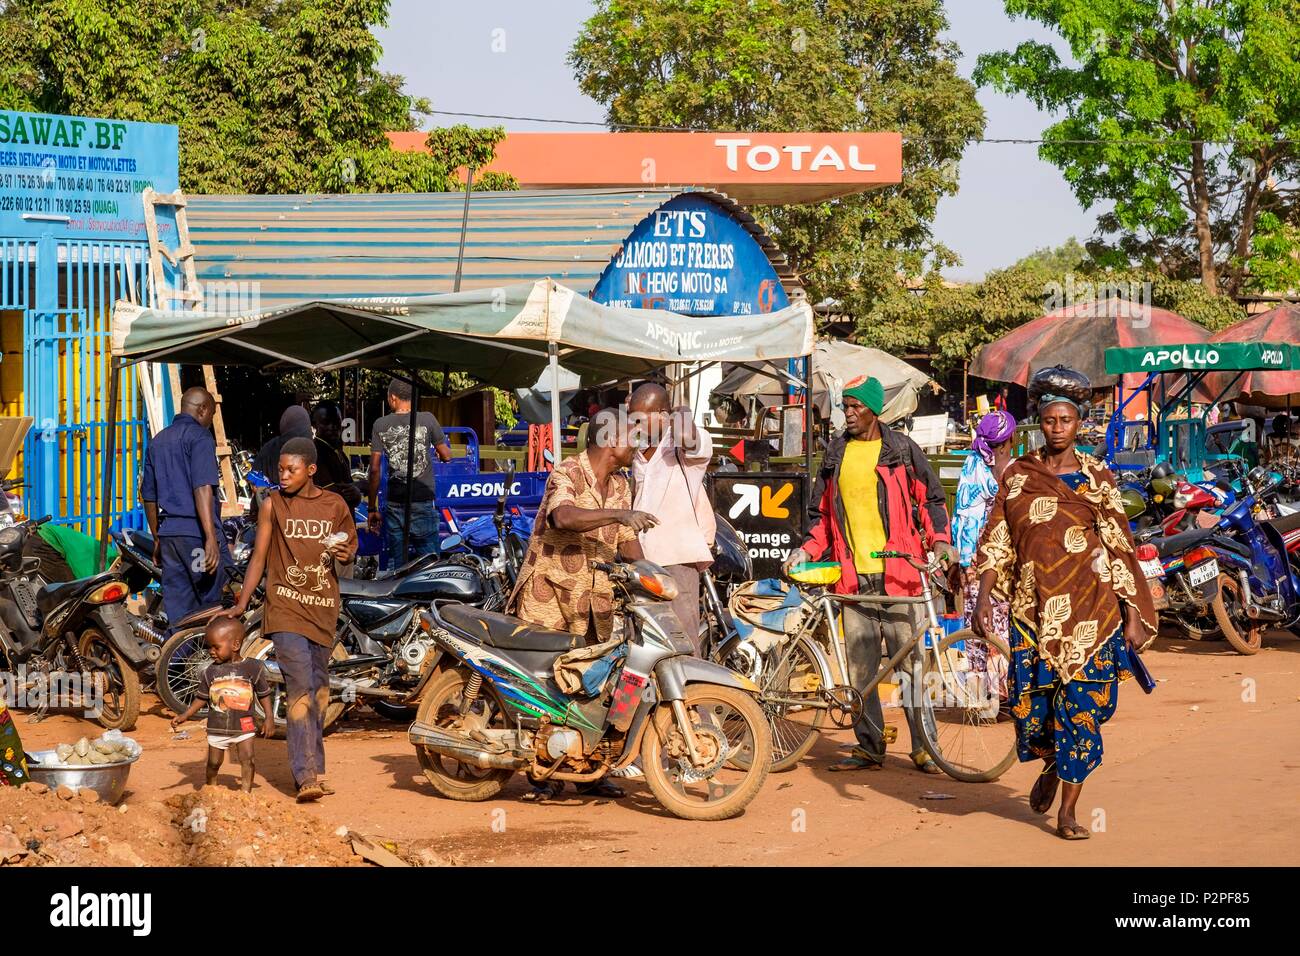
[870,549,932,571]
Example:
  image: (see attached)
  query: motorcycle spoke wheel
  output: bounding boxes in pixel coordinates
[640,685,771,821]
[157,628,212,716]
[413,668,512,802]
[916,629,1017,783]
[1212,575,1263,655]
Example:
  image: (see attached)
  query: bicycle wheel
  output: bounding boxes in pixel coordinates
[916,628,1017,783]
[729,634,830,773]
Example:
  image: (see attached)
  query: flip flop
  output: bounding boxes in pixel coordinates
[828,749,884,772]
[911,753,943,775]
[1056,823,1091,841]
[521,781,565,802]
[1030,763,1059,814]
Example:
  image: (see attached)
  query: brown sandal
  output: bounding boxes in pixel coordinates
[296,783,324,803]
[1056,823,1091,841]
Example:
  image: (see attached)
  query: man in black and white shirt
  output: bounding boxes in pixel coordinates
[367,378,452,568]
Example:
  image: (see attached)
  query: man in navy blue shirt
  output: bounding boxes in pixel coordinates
[140,387,233,630]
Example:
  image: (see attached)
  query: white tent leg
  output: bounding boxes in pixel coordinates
[549,341,561,463]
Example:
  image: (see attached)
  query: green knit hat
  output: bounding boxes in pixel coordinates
[843,375,885,415]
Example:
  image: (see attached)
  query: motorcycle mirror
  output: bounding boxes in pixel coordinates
[440,534,463,551]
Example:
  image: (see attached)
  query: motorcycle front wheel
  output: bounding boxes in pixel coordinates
[640,684,772,821]
[414,667,513,802]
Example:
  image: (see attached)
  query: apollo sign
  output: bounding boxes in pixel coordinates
[714,137,878,173]
[1140,348,1219,367]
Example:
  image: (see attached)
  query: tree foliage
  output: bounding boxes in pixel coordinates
[0,0,514,194]
[976,0,1300,297]
[862,241,1247,374]
[570,0,986,325]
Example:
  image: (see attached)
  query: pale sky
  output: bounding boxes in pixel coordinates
[375,0,1101,282]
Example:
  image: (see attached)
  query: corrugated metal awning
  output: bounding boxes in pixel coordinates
[186,187,800,306]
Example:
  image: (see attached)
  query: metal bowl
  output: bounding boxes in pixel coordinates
[25,749,140,805]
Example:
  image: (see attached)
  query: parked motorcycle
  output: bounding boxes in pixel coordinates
[0,515,154,729]
[1146,466,1300,654]
[409,558,772,821]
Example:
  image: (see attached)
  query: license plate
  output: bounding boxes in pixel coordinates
[1188,559,1218,587]
[1140,558,1164,580]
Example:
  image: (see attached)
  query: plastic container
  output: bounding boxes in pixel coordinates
[936,613,966,650]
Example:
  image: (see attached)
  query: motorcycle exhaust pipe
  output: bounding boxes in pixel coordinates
[408,720,528,771]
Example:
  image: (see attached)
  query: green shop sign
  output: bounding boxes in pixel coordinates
[1104,342,1300,375]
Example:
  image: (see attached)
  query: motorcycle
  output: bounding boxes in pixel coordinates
[0,516,154,729]
[1149,466,1300,655]
[408,557,772,821]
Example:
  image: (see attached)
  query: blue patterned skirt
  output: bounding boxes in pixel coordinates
[1008,617,1133,784]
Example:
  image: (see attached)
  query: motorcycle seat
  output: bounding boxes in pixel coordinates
[338,576,403,599]
[1264,511,1300,537]
[173,604,228,629]
[440,603,574,652]
[114,527,156,557]
[1154,527,1252,561]
[36,570,121,616]
[375,552,442,581]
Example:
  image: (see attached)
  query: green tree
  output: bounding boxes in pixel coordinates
[0,0,514,194]
[976,0,1300,297]
[570,0,986,326]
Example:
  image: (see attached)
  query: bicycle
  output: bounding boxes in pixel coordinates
[709,549,1017,781]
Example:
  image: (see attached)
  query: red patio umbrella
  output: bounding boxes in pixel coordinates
[1209,305,1300,405]
[971,298,1211,387]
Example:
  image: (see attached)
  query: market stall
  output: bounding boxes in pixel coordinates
[106,278,814,561]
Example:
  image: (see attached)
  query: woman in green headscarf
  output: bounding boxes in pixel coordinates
[1,699,30,787]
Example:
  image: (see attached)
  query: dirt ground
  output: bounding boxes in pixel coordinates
[9,627,1300,867]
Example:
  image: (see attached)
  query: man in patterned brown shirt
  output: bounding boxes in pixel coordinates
[508,408,657,645]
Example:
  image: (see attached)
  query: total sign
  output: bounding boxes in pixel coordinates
[714,137,879,173]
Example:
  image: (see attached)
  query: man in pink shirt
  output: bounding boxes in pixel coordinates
[627,384,716,652]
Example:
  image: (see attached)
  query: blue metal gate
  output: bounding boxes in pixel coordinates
[16,237,150,534]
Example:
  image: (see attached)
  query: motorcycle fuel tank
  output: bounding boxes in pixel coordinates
[393,561,487,605]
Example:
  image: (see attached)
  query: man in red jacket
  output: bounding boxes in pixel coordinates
[784,375,955,773]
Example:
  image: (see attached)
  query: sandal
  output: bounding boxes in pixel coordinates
[1056,823,1091,841]
[828,748,884,772]
[911,752,942,775]
[1030,762,1059,814]
[521,781,565,802]
[576,779,625,799]
[317,780,336,796]
[295,783,324,803]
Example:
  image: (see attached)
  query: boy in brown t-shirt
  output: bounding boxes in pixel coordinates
[220,437,356,802]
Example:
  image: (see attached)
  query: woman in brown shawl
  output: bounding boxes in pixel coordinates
[973,372,1157,840]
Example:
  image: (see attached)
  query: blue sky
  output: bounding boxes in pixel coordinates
[376,0,1100,282]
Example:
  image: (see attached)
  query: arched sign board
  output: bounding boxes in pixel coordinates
[591,194,790,318]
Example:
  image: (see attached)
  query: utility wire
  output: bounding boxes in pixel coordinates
[414,107,1297,148]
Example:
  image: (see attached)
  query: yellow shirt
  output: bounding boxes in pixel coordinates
[839,439,886,575]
